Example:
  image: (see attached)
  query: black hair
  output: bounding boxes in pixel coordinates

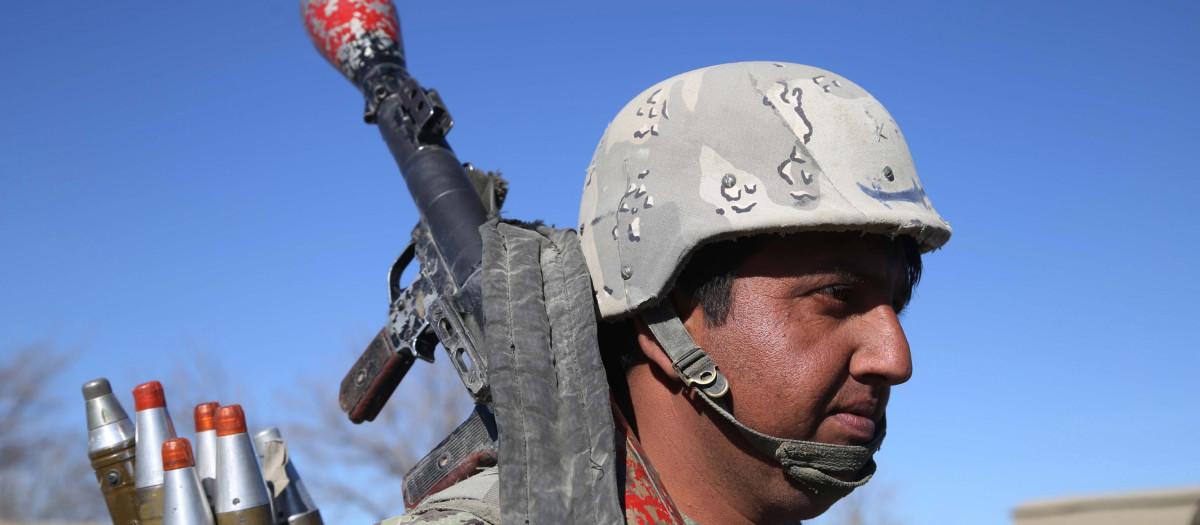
[673,235,769,327]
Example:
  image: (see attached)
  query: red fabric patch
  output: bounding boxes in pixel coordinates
[614,404,686,524]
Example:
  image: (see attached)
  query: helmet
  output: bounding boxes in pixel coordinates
[579,61,951,319]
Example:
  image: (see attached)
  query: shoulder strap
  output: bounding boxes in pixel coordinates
[480,219,624,524]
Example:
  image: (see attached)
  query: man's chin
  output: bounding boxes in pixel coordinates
[782,473,854,520]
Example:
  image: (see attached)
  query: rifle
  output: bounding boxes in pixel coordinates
[300,6,624,517]
[300,0,494,422]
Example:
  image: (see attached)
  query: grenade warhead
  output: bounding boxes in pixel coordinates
[214,405,272,525]
[83,378,140,525]
[162,438,216,525]
[135,381,178,525]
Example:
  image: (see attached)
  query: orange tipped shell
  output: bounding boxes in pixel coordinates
[216,405,247,437]
[194,402,219,432]
[162,438,195,471]
[133,381,166,411]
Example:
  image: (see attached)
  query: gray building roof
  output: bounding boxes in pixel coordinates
[1014,487,1200,525]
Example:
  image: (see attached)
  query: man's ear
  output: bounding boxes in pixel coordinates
[633,291,707,382]
[633,315,679,380]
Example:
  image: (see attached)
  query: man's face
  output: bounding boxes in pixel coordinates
[670,232,915,510]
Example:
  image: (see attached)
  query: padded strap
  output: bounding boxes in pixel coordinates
[480,219,624,524]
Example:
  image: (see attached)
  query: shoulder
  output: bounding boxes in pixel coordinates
[375,467,501,525]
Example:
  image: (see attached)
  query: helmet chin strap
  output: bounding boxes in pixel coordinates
[642,301,883,499]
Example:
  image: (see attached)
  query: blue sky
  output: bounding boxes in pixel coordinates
[2,1,1197,523]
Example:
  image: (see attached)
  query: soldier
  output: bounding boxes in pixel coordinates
[386,61,951,524]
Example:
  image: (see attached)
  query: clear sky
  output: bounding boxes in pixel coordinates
[2,1,1197,524]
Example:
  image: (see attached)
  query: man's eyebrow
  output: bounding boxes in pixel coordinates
[829,265,889,287]
[829,263,914,310]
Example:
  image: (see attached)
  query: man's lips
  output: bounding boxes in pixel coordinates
[830,412,876,442]
[829,400,879,442]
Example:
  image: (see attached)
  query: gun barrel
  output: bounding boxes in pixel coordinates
[377,100,487,285]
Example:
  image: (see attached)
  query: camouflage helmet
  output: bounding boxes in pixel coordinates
[579,61,952,319]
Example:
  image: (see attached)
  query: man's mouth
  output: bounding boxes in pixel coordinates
[829,400,879,442]
[830,412,875,442]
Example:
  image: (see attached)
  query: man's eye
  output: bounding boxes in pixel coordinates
[816,284,851,302]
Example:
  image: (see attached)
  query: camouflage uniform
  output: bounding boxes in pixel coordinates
[377,466,499,524]
[378,404,687,525]
[378,406,801,524]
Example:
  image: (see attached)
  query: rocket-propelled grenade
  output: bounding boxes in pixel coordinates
[135,381,178,525]
[301,0,494,424]
[83,378,141,525]
[254,428,324,525]
[162,438,216,525]
[214,405,272,525]
[299,0,483,286]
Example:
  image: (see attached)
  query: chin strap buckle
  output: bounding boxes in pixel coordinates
[643,302,729,399]
[671,346,729,398]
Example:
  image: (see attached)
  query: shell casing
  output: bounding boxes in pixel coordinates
[163,466,216,525]
[89,444,140,525]
[215,505,272,525]
[136,406,178,489]
[215,432,270,516]
[286,509,324,525]
[195,428,217,509]
[136,405,176,525]
[136,484,165,525]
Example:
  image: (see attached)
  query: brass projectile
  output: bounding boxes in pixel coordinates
[83,378,141,525]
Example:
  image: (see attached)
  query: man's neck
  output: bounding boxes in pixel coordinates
[624,362,788,525]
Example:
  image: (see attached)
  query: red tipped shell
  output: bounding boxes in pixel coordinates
[216,405,247,437]
[162,438,195,471]
[194,402,219,432]
[301,0,400,70]
[133,381,166,411]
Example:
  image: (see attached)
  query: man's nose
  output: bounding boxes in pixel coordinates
[849,304,913,386]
